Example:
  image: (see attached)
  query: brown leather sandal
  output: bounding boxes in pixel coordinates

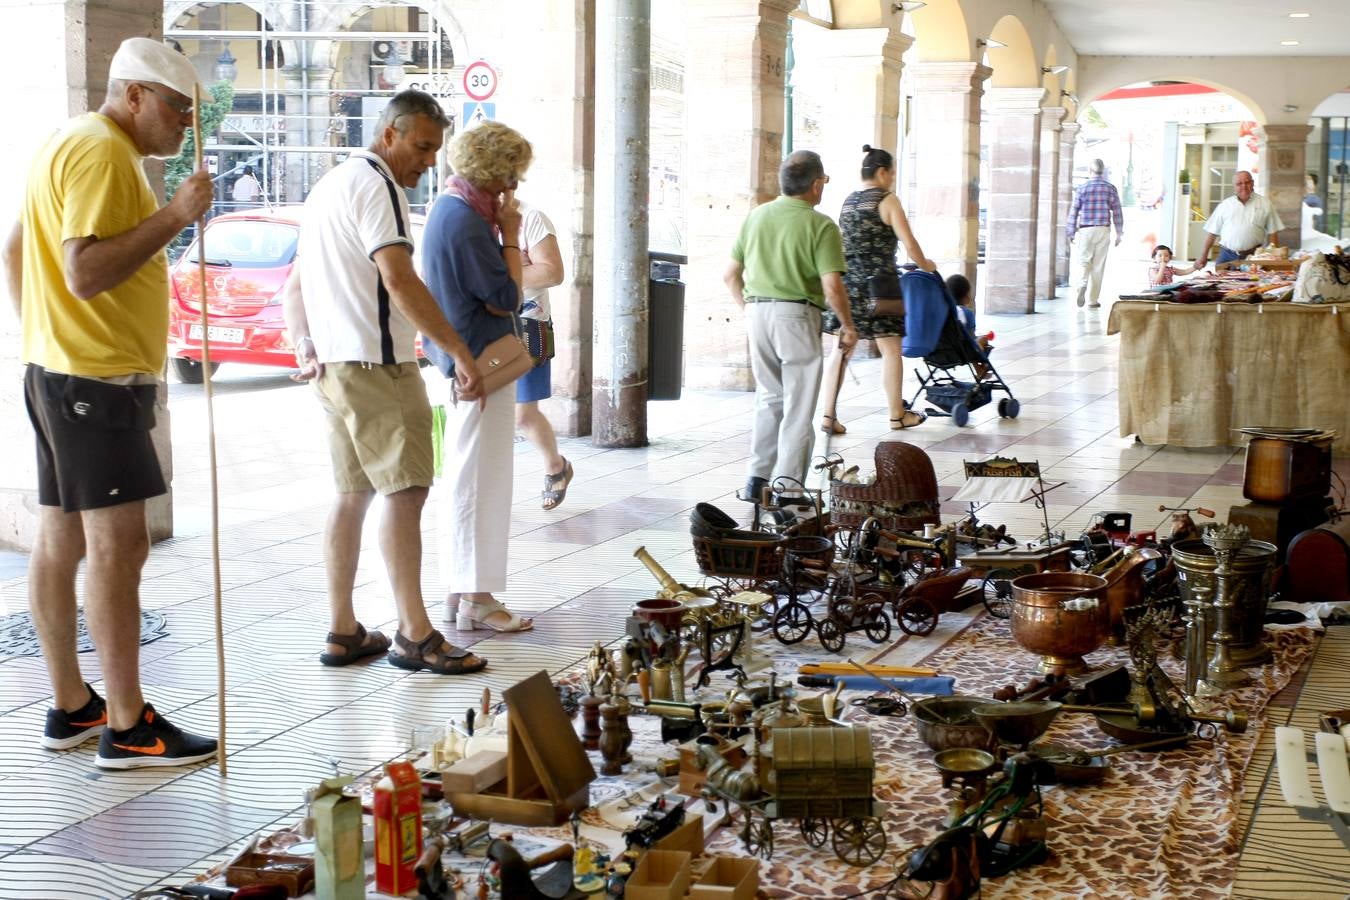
[319,623,391,667]
[387,629,488,675]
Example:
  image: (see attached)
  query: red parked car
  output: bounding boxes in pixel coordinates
[168,207,303,383]
[168,207,425,382]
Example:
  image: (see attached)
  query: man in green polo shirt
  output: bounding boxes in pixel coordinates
[724,150,857,502]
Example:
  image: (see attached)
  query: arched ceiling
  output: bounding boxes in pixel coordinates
[1040,0,1350,56]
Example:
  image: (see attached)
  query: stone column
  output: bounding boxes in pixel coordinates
[790,25,909,220]
[683,0,797,391]
[790,24,907,359]
[1056,120,1080,287]
[1036,107,1065,302]
[281,65,310,204]
[984,87,1044,314]
[592,0,650,447]
[305,66,336,186]
[1262,124,1313,250]
[1,0,173,548]
[906,62,988,286]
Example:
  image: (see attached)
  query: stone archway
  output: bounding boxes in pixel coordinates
[986,14,1039,90]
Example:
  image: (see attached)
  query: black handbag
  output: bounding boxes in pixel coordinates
[519,317,555,365]
[868,271,904,318]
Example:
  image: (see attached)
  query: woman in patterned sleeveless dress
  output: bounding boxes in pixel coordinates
[821,146,935,433]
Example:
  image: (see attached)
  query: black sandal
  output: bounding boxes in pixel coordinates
[890,410,928,430]
[542,458,574,511]
[319,623,391,667]
[387,629,487,675]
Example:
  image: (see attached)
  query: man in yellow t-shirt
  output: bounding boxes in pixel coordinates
[1,38,217,770]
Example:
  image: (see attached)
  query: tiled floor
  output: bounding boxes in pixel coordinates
[0,280,1346,897]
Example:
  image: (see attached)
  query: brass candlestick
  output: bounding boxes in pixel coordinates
[1182,577,1211,701]
[1202,523,1252,690]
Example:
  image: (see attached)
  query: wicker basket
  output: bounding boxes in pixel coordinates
[831,441,940,532]
[692,534,783,579]
[783,535,835,570]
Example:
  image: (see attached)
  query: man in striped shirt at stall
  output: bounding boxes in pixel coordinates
[1065,158,1124,309]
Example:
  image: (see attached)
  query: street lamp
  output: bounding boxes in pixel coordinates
[215,44,238,84]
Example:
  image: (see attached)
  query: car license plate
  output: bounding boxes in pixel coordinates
[189,324,246,344]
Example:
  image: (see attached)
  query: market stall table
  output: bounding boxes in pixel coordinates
[175,613,1319,899]
[1106,300,1350,453]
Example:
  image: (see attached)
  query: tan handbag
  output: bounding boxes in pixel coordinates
[463,332,533,398]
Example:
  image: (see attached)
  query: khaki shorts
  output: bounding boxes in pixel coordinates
[314,362,434,494]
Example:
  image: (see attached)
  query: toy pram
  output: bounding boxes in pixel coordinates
[900,269,1019,427]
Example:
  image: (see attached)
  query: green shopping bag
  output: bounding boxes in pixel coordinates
[431,404,447,478]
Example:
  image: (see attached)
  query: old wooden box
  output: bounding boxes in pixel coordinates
[689,856,759,900]
[1243,436,1332,504]
[652,812,704,858]
[226,852,315,897]
[445,671,595,826]
[625,849,691,900]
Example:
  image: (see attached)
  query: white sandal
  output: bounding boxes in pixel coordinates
[455,598,534,633]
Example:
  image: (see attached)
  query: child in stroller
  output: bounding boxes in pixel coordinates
[901,268,1019,427]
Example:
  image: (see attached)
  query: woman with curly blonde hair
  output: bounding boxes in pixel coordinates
[423,122,535,633]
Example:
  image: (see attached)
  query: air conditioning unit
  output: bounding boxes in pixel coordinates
[372,40,394,61]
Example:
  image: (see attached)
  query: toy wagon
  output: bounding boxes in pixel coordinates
[701,726,887,866]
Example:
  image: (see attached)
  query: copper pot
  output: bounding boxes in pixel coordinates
[1099,546,1163,641]
[1010,572,1109,675]
[632,598,685,631]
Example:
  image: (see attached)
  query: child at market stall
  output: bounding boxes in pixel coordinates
[1148,244,1197,288]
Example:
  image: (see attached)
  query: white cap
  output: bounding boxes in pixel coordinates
[109,37,204,101]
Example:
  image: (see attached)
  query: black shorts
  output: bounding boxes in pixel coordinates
[24,365,167,512]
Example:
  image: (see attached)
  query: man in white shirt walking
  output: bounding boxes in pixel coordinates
[1194,171,1284,268]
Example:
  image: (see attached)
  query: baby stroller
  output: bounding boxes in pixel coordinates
[900,269,1018,427]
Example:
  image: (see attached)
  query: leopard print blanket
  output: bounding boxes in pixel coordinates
[535,615,1315,899]
[713,617,1314,898]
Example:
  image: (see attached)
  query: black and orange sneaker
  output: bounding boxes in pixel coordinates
[41,683,108,750]
[94,703,217,770]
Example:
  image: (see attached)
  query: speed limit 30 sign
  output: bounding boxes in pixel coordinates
[463,61,498,102]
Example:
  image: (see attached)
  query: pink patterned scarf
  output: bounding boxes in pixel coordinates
[447,175,500,240]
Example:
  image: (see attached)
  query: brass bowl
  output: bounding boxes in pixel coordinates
[933,748,998,787]
[912,696,996,752]
[972,700,1063,748]
[1009,572,1109,675]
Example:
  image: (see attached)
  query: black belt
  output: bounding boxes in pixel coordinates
[1221,246,1256,257]
[745,296,811,305]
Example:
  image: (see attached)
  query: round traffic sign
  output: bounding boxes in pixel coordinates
[463,61,497,102]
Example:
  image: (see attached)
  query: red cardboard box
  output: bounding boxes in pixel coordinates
[374,761,422,895]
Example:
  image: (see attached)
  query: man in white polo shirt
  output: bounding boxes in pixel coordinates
[1194,170,1285,268]
[281,90,487,675]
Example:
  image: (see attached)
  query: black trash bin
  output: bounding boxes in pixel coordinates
[648,251,687,401]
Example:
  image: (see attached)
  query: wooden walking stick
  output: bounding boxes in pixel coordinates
[192,86,227,775]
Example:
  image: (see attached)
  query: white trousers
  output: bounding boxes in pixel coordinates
[745,301,823,489]
[1073,226,1111,304]
[437,384,514,593]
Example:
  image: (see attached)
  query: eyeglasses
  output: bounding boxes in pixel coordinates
[139,84,194,118]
